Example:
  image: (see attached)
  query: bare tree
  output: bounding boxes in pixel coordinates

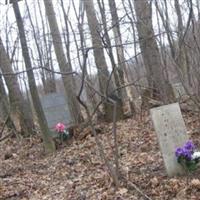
[108,0,136,113]
[154,0,176,59]
[83,0,124,121]
[61,0,102,115]
[97,0,124,116]
[12,0,55,153]
[174,0,190,86]
[133,0,173,103]
[43,0,83,124]
[0,37,34,136]
[26,0,56,94]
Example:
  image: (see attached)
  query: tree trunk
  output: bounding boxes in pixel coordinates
[83,0,123,121]
[0,75,16,133]
[108,0,137,113]
[97,0,124,117]
[133,0,173,103]
[12,0,55,153]
[69,0,103,117]
[26,0,56,95]
[197,0,200,20]
[0,37,34,136]
[174,0,190,86]
[43,0,83,124]
[155,0,176,59]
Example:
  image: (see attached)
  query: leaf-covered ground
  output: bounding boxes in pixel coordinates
[1,112,200,200]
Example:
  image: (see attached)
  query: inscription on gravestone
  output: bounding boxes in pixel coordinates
[40,93,71,129]
[150,103,189,176]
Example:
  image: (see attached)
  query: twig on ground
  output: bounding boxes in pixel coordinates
[125,179,153,200]
[0,115,9,138]
[0,132,14,142]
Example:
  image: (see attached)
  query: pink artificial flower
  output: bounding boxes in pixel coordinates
[55,123,65,133]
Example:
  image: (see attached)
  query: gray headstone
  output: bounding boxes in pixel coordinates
[150,103,189,176]
[40,93,71,130]
[172,83,186,99]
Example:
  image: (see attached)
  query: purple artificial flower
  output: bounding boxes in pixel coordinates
[182,148,192,160]
[175,147,184,157]
[175,140,196,161]
[184,140,195,152]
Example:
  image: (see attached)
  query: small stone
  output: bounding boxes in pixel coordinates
[117,188,128,195]
[12,153,18,158]
[191,179,200,188]
[150,177,159,186]
[169,178,179,189]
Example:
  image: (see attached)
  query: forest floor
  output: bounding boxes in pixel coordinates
[1,111,200,200]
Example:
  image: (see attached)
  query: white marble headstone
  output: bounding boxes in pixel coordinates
[150,103,189,176]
